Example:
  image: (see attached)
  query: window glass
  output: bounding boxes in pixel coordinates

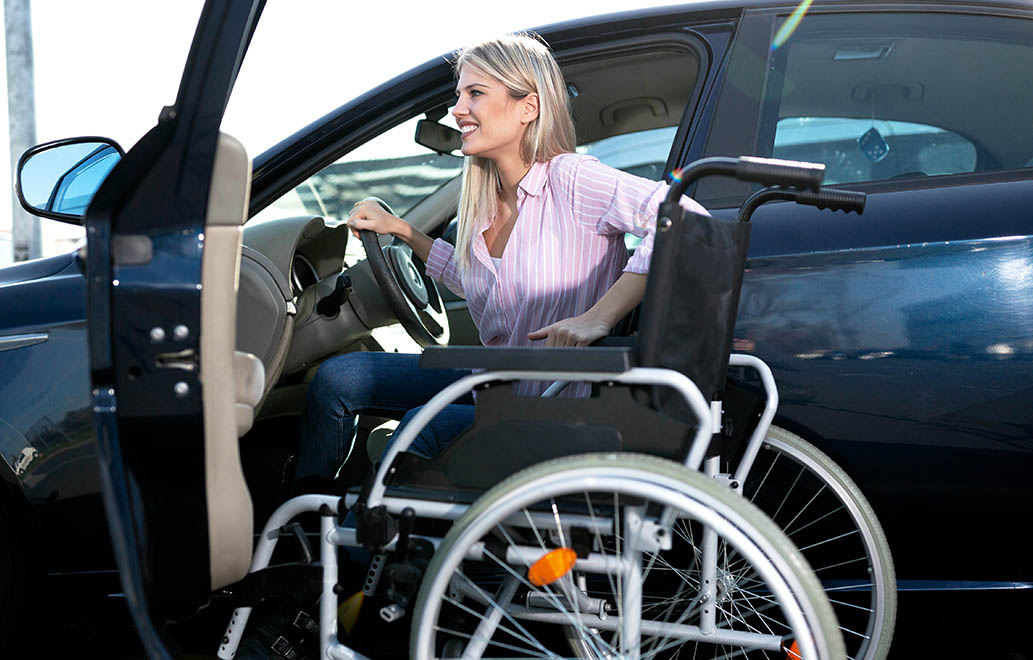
[773,117,977,185]
[251,113,464,354]
[251,114,463,266]
[577,126,676,180]
[754,12,1033,187]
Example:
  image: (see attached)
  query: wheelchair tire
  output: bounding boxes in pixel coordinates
[410,452,844,660]
[744,426,896,660]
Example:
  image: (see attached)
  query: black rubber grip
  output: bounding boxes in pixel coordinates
[736,156,825,190]
[794,188,867,214]
[420,345,634,373]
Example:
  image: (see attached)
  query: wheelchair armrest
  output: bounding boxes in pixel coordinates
[594,335,636,348]
[419,345,635,373]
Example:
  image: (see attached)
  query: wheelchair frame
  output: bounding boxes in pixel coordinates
[219,157,893,660]
[220,356,833,660]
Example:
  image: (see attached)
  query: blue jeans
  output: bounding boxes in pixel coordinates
[294,352,475,483]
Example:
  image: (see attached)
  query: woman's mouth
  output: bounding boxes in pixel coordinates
[460,124,478,139]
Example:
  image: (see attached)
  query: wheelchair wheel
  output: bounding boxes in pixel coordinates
[743,426,896,660]
[411,453,844,659]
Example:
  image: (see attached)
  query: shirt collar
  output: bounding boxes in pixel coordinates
[517,160,549,198]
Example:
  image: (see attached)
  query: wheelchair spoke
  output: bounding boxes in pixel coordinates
[740,429,896,660]
[436,624,556,658]
[487,529,618,659]
[413,455,843,660]
[450,568,559,658]
[782,501,844,539]
[812,555,868,574]
[796,528,860,553]
[778,483,827,536]
[747,451,781,507]
[440,598,557,658]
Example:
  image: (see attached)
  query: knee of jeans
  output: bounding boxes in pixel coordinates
[384,407,423,459]
[307,353,375,412]
[397,407,421,428]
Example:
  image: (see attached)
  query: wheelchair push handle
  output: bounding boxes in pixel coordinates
[737,156,826,191]
[796,187,866,213]
[737,186,867,223]
[666,156,826,202]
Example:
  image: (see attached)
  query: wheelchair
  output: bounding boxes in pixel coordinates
[218,157,895,660]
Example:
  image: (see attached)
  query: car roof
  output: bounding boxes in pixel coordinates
[530,0,1032,31]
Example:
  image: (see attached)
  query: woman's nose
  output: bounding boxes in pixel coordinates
[452,100,468,118]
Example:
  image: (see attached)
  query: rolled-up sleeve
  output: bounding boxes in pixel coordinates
[425,237,465,298]
[550,154,709,274]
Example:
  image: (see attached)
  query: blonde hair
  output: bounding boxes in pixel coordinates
[453,33,576,271]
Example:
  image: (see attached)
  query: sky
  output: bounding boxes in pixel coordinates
[2,0,695,257]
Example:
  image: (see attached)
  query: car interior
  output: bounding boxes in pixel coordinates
[227,38,705,524]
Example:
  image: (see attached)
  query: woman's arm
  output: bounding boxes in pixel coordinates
[527,272,646,347]
[527,156,709,347]
[553,154,709,275]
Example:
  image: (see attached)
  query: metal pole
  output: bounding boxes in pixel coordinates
[5,0,40,262]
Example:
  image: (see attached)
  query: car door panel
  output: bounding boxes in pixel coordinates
[701,5,1033,584]
[83,0,263,648]
[734,228,1033,580]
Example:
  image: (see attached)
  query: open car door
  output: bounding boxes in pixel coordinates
[83,1,264,655]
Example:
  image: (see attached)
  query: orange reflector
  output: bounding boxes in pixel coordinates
[528,547,577,587]
[785,640,802,660]
[338,591,364,635]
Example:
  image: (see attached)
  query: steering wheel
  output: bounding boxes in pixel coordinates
[358,197,450,347]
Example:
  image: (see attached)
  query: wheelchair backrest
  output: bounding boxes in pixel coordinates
[637,202,752,411]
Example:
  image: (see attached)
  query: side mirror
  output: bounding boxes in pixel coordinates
[16,136,124,223]
[414,119,462,155]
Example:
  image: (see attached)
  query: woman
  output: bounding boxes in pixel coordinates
[292,33,707,491]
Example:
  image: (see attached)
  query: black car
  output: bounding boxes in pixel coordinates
[1,0,1031,656]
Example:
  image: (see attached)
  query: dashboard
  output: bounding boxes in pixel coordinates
[235,216,383,394]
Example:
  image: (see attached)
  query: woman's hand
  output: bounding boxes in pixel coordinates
[528,314,611,347]
[346,199,404,238]
[346,199,434,262]
[527,273,647,347]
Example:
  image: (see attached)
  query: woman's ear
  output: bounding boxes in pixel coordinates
[521,92,540,124]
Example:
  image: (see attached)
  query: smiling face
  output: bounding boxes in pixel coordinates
[453,65,538,163]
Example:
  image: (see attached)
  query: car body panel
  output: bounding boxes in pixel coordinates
[737,233,1033,578]
[0,253,102,575]
[701,3,1033,581]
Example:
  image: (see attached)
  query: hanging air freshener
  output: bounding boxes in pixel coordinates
[858,126,890,163]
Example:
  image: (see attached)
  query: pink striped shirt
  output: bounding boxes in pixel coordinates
[426,153,707,396]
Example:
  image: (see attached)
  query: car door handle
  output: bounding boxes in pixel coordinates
[154,348,198,371]
[0,332,49,352]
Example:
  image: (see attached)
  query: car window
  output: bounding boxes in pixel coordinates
[698,10,1033,207]
[773,117,977,185]
[251,115,463,267]
[578,126,676,180]
[758,12,1033,185]
[251,113,465,354]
